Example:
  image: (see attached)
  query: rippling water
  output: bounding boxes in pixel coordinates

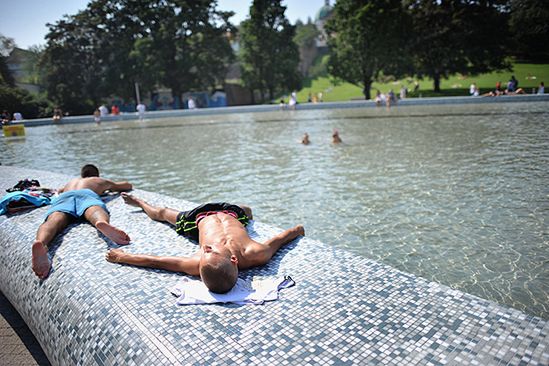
[2,102,548,318]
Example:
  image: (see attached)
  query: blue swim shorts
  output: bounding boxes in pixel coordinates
[45,189,108,220]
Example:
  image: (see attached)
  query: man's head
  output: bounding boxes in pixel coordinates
[81,164,100,178]
[199,245,238,294]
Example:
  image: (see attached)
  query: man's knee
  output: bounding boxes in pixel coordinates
[45,211,71,226]
[42,212,71,232]
[84,206,109,224]
[156,207,169,221]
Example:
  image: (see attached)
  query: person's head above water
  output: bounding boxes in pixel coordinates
[81,164,100,178]
[199,245,238,293]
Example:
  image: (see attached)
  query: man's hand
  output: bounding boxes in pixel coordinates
[106,248,125,263]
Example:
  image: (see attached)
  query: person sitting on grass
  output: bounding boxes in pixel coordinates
[32,164,132,279]
[106,195,304,294]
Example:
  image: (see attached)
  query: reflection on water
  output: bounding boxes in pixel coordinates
[2,102,548,318]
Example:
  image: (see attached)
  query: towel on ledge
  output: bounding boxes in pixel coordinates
[170,276,295,305]
[0,190,52,215]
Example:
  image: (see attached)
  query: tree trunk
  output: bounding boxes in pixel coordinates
[433,73,441,93]
[250,89,256,105]
[363,80,372,100]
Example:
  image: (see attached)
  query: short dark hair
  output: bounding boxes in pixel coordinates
[200,258,238,294]
[81,164,100,178]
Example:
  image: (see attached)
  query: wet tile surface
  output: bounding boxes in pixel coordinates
[0,166,547,365]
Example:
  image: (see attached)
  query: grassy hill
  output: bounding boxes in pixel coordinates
[296,63,549,102]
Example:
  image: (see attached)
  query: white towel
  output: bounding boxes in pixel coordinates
[170,276,295,305]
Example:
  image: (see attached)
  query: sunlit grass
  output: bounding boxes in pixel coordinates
[296,63,549,102]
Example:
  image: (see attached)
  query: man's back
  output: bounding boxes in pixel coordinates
[61,177,129,196]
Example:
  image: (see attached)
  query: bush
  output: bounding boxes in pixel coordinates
[0,86,53,118]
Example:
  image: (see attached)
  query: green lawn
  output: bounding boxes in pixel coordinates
[297,63,549,102]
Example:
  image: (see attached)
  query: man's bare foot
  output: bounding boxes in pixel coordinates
[32,240,51,279]
[295,225,305,236]
[121,193,144,208]
[95,221,131,245]
[105,248,125,263]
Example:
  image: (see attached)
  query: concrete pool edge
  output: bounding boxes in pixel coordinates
[6,93,549,127]
[0,165,548,365]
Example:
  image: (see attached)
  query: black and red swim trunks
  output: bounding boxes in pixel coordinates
[175,202,249,242]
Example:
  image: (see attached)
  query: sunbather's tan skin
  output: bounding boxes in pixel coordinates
[32,164,132,279]
[106,194,304,277]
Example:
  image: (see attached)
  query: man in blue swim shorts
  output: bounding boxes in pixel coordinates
[106,194,304,294]
[32,164,133,279]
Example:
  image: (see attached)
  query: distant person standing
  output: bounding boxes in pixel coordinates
[136,103,146,121]
[507,75,518,92]
[93,108,101,124]
[400,86,407,99]
[538,82,545,94]
[52,107,63,122]
[187,97,196,110]
[13,112,23,121]
[1,110,11,124]
[288,92,297,110]
[387,89,396,107]
[111,105,120,115]
[99,105,109,116]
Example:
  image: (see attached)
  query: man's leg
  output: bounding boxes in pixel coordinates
[238,204,254,220]
[121,193,179,225]
[84,205,130,245]
[32,211,72,279]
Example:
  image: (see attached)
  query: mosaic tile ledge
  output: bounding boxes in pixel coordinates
[0,165,547,365]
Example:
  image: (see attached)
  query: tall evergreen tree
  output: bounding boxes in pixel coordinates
[326,0,411,100]
[240,0,301,103]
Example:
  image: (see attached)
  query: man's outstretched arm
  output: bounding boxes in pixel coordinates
[106,249,200,276]
[252,225,304,265]
[103,179,133,192]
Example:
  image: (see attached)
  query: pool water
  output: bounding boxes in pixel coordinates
[2,102,548,318]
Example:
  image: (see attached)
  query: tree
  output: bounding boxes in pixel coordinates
[0,34,16,87]
[39,0,235,114]
[0,35,52,118]
[508,0,549,61]
[406,0,511,92]
[326,0,411,100]
[150,1,234,105]
[240,0,301,103]
[294,22,319,49]
[294,21,321,77]
[40,7,109,114]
